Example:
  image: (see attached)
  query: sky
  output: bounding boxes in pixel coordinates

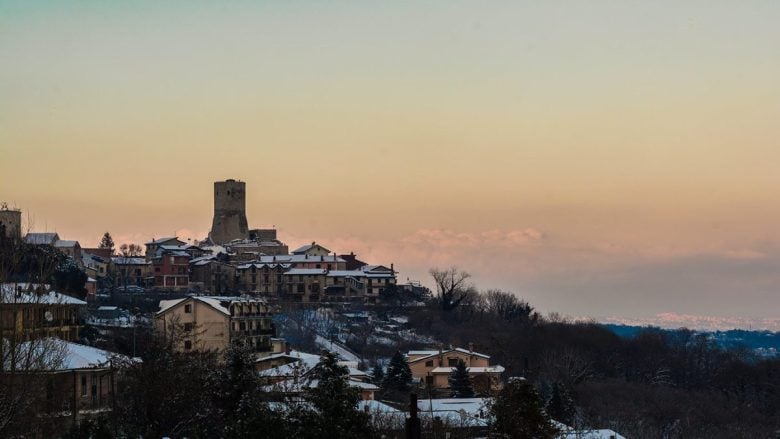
[1,1,779,329]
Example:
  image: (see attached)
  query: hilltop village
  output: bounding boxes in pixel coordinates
[7,179,772,438]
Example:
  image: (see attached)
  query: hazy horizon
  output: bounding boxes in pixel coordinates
[2,1,779,329]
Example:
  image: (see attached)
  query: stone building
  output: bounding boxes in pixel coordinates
[0,203,21,239]
[209,179,249,244]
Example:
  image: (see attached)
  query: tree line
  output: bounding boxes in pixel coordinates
[405,266,780,438]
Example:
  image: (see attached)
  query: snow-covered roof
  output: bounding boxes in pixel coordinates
[284,268,327,276]
[236,262,291,270]
[408,350,440,356]
[430,366,505,374]
[157,295,268,316]
[265,377,377,393]
[145,237,181,245]
[257,350,321,378]
[24,232,59,245]
[5,339,135,371]
[326,270,367,278]
[0,284,87,305]
[357,400,401,413]
[407,347,491,363]
[417,398,491,427]
[54,240,79,248]
[558,426,626,439]
[97,306,118,311]
[291,243,331,254]
[111,256,148,265]
[256,254,345,264]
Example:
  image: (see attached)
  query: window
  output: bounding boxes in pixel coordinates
[297,283,305,293]
[425,360,434,367]
[448,358,459,367]
[184,322,194,332]
[81,376,87,397]
[184,304,192,313]
[184,340,192,350]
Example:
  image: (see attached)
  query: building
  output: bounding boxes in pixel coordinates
[407,346,505,394]
[111,256,152,287]
[1,283,86,342]
[151,249,190,291]
[189,258,236,294]
[291,242,332,257]
[144,236,186,261]
[210,179,249,244]
[155,296,277,354]
[24,232,60,246]
[235,261,290,295]
[0,203,22,239]
[3,338,132,425]
[81,252,108,278]
[53,240,82,262]
[260,350,378,400]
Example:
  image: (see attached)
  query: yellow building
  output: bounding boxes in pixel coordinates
[407,346,505,395]
[155,296,279,355]
[1,283,86,342]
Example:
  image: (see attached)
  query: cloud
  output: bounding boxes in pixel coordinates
[601,313,780,332]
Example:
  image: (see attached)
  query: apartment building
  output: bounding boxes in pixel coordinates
[155,296,278,354]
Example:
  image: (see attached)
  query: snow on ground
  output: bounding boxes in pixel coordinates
[315,334,360,363]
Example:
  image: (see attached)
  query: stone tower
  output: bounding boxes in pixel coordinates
[0,203,22,239]
[209,179,249,244]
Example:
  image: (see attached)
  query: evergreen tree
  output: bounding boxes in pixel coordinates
[370,363,385,385]
[99,232,115,253]
[490,378,559,439]
[448,360,475,397]
[546,382,575,425]
[383,351,412,391]
[306,351,372,439]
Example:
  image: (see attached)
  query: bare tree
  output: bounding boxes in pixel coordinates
[483,289,538,323]
[429,267,475,311]
[119,243,143,257]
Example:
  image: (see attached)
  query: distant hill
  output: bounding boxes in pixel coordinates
[602,324,780,356]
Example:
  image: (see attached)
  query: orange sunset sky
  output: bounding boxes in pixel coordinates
[1,1,779,327]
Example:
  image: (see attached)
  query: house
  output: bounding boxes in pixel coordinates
[291,242,331,256]
[81,252,108,278]
[259,350,377,400]
[111,256,152,287]
[2,338,133,424]
[417,398,491,428]
[155,295,279,354]
[53,240,82,262]
[24,232,60,246]
[235,261,290,295]
[151,249,190,290]
[144,236,186,260]
[189,258,236,294]
[407,346,505,394]
[1,283,86,342]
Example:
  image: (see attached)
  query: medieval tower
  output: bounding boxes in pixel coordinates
[209,179,249,244]
[0,203,22,239]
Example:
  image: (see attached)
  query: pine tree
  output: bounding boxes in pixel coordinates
[490,378,559,439]
[307,351,372,438]
[370,363,385,385]
[98,232,115,253]
[448,360,475,397]
[383,351,412,391]
[546,382,575,425]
